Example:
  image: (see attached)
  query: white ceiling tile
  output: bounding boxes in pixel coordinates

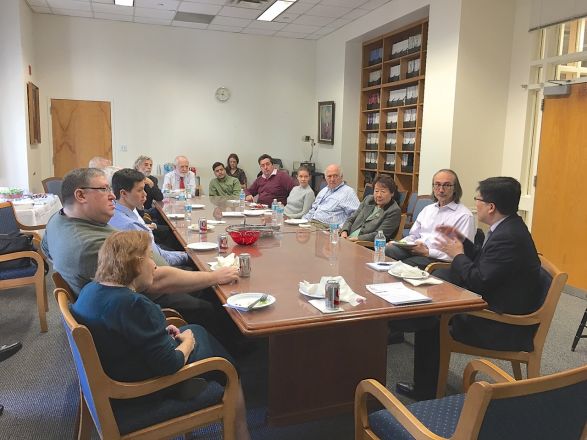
[30,6,52,13]
[293,14,334,26]
[286,2,314,15]
[328,17,350,28]
[93,12,134,21]
[241,27,277,36]
[92,0,114,4]
[227,1,265,9]
[47,0,91,11]
[134,16,173,24]
[305,4,351,18]
[274,31,309,39]
[246,20,286,30]
[26,0,49,6]
[178,2,221,14]
[171,20,208,28]
[218,6,261,19]
[304,33,322,40]
[51,7,93,16]
[313,25,337,35]
[134,0,179,10]
[320,0,368,8]
[180,0,226,5]
[281,22,320,33]
[134,6,176,18]
[211,15,251,27]
[92,3,134,15]
[208,24,243,32]
[341,7,369,20]
[360,0,390,11]
[295,0,320,4]
[274,12,299,23]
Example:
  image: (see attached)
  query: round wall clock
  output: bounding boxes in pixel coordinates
[215,87,231,102]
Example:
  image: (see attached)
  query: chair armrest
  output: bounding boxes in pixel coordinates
[465,309,541,326]
[109,356,238,399]
[355,240,374,250]
[166,317,188,327]
[162,308,184,320]
[425,262,451,273]
[355,379,444,440]
[0,250,44,269]
[463,359,514,391]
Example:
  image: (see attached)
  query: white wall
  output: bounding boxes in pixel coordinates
[32,14,316,191]
[0,0,29,190]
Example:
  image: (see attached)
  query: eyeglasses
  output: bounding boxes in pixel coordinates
[79,186,112,193]
[473,196,491,203]
[433,183,454,189]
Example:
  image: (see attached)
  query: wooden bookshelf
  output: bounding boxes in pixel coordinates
[358,19,428,199]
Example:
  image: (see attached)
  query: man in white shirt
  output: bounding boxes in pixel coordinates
[385,169,475,269]
[163,155,197,191]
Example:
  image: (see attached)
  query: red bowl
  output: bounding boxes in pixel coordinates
[228,230,260,245]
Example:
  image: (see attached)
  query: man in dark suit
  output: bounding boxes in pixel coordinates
[396,176,541,400]
[436,176,542,351]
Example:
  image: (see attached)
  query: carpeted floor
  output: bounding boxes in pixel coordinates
[1,274,586,439]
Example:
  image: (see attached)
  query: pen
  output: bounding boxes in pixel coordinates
[377,262,392,266]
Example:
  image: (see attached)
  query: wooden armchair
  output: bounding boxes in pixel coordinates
[0,201,48,332]
[356,214,407,250]
[436,255,568,398]
[55,288,239,440]
[355,359,587,440]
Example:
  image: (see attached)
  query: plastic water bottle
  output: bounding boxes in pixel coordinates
[239,189,246,210]
[162,188,170,212]
[184,203,192,225]
[329,219,339,244]
[374,230,386,263]
[276,202,284,226]
[178,191,186,202]
[271,198,278,226]
[185,184,193,199]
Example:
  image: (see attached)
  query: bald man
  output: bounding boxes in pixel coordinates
[163,155,197,191]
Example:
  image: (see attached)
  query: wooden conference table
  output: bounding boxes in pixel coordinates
[157,196,486,425]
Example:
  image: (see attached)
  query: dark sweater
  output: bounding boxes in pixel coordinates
[245,171,296,205]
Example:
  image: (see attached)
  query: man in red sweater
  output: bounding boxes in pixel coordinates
[245,154,296,206]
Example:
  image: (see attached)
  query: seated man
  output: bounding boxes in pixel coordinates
[163,155,197,191]
[395,176,542,401]
[385,169,475,269]
[109,168,190,267]
[41,168,239,349]
[209,162,241,197]
[302,164,359,227]
[134,155,163,209]
[245,154,295,206]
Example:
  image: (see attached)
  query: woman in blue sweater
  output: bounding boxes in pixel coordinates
[72,230,250,439]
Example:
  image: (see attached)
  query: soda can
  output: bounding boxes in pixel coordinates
[217,234,229,253]
[325,280,340,310]
[239,253,251,277]
[198,217,207,232]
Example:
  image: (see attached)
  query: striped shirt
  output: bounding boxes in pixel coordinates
[303,182,359,226]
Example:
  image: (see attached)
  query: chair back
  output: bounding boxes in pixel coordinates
[52,272,77,303]
[55,288,118,438]
[42,177,63,202]
[393,214,407,241]
[411,196,434,221]
[395,190,408,211]
[405,192,419,216]
[458,364,587,440]
[0,202,20,235]
[363,183,374,199]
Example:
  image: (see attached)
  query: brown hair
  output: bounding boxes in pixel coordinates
[94,231,151,286]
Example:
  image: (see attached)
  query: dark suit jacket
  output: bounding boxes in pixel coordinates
[340,196,401,241]
[449,214,542,351]
[144,175,163,209]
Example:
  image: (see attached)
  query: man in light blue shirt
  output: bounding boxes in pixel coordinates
[109,169,190,267]
[303,164,359,226]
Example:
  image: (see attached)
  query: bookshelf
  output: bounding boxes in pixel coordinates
[358,19,428,199]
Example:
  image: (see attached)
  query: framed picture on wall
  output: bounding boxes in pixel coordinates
[27,82,41,144]
[318,101,335,144]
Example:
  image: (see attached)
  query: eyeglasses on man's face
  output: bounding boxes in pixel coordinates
[433,183,454,190]
[79,185,112,194]
[473,196,491,203]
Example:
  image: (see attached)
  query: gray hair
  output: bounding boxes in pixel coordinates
[133,155,152,170]
[61,168,106,206]
[88,156,111,169]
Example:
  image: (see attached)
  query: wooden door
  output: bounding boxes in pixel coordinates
[51,99,112,177]
[532,83,587,289]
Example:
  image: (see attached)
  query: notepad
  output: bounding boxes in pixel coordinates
[366,282,432,305]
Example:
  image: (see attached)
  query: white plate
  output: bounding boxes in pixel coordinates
[285,219,309,225]
[207,220,226,225]
[243,210,263,216]
[388,267,429,280]
[191,204,206,209]
[299,223,312,229]
[390,240,417,249]
[299,287,324,299]
[167,213,185,219]
[188,224,215,231]
[226,293,276,310]
[187,242,218,251]
[222,212,245,217]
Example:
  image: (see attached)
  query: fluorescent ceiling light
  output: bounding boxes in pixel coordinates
[114,0,134,6]
[257,0,296,22]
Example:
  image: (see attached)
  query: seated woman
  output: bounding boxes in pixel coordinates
[340,175,401,241]
[284,166,316,219]
[71,230,250,439]
[226,153,248,189]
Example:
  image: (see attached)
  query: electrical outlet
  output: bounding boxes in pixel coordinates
[120,144,127,152]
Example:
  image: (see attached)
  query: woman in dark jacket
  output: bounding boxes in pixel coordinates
[340,175,401,241]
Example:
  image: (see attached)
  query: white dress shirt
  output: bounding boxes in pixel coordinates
[163,171,197,191]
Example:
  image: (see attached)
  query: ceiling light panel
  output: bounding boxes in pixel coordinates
[257,0,295,22]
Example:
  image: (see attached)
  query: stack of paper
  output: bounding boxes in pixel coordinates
[366,282,432,305]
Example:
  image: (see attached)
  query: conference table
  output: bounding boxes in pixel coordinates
[157,195,487,425]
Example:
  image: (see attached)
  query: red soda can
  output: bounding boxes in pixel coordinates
[218,234,229,253]
[198,217,207,232]
[325,280,340,310]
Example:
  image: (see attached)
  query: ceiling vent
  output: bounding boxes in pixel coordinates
[173,12,215,24]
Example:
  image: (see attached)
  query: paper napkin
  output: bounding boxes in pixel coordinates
[299,276,366,306]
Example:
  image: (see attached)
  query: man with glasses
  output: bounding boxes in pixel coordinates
[385,169,475,269]
[42,168,240,350]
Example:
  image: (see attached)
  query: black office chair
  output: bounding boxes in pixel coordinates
[572,307,587,351]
